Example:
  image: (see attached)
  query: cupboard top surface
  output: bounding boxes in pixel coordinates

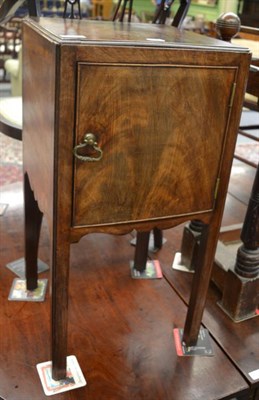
[25,18,250,53]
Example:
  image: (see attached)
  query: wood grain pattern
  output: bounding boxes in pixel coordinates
[23,24,56,227]
[73,64,236,227]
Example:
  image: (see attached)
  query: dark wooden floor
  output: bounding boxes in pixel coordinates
[0,162,258,400]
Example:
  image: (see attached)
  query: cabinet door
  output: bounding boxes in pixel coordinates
[72,62,236,228]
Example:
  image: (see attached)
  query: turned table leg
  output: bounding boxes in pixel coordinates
[235,164,259,279]
[219,164,259,320]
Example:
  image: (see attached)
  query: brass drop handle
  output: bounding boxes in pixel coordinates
[73,133,103,162]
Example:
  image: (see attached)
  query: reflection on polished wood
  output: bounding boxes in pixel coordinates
[0,172,252,399]
[153,164,259,399]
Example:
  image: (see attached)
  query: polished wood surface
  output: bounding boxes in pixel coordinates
[27,17,250,51]
[219,163,259,321]
[151,164,259,395]
[22,18,251,379]
[160,260,259,395]
[0,179,251,400]
[74,64,235,226]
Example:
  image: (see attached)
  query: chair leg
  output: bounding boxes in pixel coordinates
[24,172,43,290]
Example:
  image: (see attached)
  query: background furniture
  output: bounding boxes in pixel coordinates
[92,0,114,20]
[0,96,22,140]
[238,0,259,28]
[0,0,40,24]
[0,17,22,83]
[4,47,22,96]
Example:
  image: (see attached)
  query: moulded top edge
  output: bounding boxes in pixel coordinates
[25,17,250,54]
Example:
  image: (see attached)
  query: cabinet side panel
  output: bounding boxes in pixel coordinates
[23,23,56,224]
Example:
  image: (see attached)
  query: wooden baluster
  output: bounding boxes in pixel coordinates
[235,164,259,279]
[219,165,259,321]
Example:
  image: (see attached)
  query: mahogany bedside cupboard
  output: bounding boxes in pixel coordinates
[22,18,250,380]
